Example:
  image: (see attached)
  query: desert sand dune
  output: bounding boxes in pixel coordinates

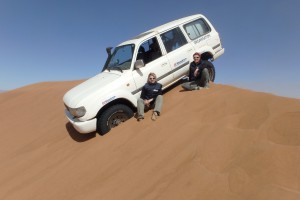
[0,81,300,200]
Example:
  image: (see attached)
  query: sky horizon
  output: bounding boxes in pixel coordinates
[1,0,300,99]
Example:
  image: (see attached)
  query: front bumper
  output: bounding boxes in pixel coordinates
[65,109,97,134]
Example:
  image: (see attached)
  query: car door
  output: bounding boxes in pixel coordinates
[132,36,173,97]
[160,27,194,81]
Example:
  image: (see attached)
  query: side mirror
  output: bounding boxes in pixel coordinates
[134,59,145,69]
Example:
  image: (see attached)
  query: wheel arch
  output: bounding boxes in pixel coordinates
[201,51,213,61]
[96,98,136,118]
[195,46,214,61]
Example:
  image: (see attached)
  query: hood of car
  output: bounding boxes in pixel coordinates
[63,72,120,107]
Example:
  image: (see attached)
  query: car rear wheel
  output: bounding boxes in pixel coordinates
[205,60,216,82]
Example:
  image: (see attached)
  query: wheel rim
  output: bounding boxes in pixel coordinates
[107,110,129,128]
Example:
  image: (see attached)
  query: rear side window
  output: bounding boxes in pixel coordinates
[136,37,162,65]
[160,27,187,53]
[184,18,211,40]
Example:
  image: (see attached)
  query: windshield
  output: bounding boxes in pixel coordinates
[106,44,135,71]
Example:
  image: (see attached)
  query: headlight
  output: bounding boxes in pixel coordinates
[66,105,86,118]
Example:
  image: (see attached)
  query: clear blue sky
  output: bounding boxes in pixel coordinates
[1,0,300,98]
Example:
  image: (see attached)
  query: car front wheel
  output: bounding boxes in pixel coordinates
[97,104,134,135]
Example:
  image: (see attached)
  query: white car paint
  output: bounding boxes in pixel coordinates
[63,14,225,134]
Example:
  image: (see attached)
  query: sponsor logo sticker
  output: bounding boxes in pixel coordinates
[102,96,116,105]
[174,58,187,67]
[193,34,211,44]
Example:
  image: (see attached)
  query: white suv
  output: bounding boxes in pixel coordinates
[63,14,224,135]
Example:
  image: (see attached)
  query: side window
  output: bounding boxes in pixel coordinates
[160,27,187,53]
[183,18,211,40]
[136,37,162,65]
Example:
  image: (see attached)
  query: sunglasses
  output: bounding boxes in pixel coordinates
[149,77,156,80]
[193,57,200,59]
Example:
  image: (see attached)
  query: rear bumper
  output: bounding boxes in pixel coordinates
[213,48,225,61]
[65,109,97,134]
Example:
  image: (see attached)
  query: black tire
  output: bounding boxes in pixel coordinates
[204,60,216,82]
[97,104,134,135]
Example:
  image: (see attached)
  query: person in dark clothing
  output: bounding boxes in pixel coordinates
[181,52,210,90]
[137,72,163,121]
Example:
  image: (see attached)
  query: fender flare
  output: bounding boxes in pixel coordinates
[81,89,137,121]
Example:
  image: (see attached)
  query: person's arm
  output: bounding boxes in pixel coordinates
[199,61,209,71]
[194,62,206,77]
[140,85,146,100]
[194,68,199,77]
[188,63,193,80]
[141,85,152,106]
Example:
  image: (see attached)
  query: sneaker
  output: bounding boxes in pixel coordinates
[197,84,209,90]
[203,85,209,89]
[204,83,210,89]
[137,115,144,121]
[151,111,158,121]
[194,86,200,90]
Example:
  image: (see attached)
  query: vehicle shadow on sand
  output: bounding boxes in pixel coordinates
[66,122,96,142]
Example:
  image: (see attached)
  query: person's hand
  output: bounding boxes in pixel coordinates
[194,68,199,77]
[144,98,153,107]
